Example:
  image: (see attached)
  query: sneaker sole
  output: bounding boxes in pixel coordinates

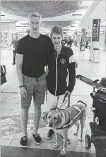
[32,135,43,145]
[46,135,54,140]
[20,144,28,148]
[33,139,42,145]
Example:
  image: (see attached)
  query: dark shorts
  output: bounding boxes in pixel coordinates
[21,73,47,109]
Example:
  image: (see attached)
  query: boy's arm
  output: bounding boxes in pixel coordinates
[67,54,76,93]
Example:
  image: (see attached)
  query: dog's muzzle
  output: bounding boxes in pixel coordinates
[49,121,53,127]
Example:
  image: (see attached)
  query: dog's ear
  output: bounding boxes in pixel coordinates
[50,107,57,111]
[43,112,48,121]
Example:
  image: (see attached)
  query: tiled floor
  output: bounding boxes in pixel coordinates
[0,45,105,157]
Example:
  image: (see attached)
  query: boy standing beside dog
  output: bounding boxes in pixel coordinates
[46,26,76,139]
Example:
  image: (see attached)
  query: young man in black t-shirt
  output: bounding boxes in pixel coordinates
[16,12,53,147]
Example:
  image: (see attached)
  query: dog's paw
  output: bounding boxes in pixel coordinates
[74,132,78,136]
[53,143,59,149]
[79,138,84,142]
[60,150,66,155]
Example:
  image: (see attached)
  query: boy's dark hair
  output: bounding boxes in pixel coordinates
[50,26,63,38]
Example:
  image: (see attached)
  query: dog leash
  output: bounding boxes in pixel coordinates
[63,92,68,103]
[59,94,70,109]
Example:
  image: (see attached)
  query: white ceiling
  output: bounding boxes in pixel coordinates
[1,0,105,33]
[1,1,93,22]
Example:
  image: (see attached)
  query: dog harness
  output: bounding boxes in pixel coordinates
[56,104,84,130]
[55,108,72,130]
[72,105,82,112]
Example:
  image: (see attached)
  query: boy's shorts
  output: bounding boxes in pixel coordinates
[46,90,69,111]
[21,73,47,109]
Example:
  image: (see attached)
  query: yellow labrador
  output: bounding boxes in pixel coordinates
[44,101,86,155]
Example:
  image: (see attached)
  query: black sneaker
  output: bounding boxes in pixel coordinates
[46,129,54,140]
[33,133,42,145]
[20,136,28,147]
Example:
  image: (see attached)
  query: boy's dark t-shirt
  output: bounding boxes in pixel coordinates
[17,34,53,78]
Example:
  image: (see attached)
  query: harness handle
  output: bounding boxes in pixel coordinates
[77,100,87,107]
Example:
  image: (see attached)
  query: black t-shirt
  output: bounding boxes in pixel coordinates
[17,34,53,78]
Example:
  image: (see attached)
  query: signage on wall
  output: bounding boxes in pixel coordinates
[92,19,101,42]
[16,21,28,27]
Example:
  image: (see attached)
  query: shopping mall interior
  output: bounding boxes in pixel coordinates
[0,0,106,157]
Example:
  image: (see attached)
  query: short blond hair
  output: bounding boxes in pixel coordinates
[50,26,63,38]
[28,12,41,19]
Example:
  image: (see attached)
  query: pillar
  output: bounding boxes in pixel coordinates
[90,19,101,63]
[80,28,86,51]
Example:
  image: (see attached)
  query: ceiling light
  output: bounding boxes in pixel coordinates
[72,13,82,16]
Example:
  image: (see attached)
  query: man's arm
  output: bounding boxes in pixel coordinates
[16,54,24,86]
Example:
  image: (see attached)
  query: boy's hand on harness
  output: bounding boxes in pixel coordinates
[63,90,71,103]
